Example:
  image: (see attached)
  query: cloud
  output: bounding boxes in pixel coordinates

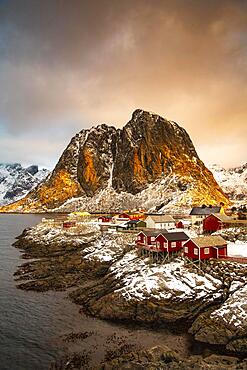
[0,0,246,167]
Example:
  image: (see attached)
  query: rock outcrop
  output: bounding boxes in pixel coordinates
[98,345,247,370]
[0,110,229,213]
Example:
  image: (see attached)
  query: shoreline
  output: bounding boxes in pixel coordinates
[13,221,247,369]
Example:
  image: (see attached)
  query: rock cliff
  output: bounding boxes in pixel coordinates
[0,110,229,212]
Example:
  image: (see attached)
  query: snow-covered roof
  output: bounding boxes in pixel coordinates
[146,215,175,223]
[190,236,227,248]
[210,213,233,222]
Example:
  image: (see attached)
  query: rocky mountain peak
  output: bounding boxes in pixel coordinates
[0,110,229,212]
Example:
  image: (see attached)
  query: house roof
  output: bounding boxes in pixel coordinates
[140,229,168,237]
[190,236,226,248]
[127,219,142,224]
[162,232,189,241]
[210,213,233,222]
[146,215,175,223]
[190,206,221,215]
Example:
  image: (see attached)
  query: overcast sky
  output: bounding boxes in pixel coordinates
[0,0,246,169]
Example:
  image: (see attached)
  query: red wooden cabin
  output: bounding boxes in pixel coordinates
[155,232,189,253]
[136,230,189,253]
[203,213,233,233]
[203,213,246,233]
[136,230,167,250]
[117,213,130,219]
[63,221,76,229]
[183,236,227,260]
[98,216,112,223]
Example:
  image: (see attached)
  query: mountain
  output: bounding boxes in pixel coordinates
[209,163,247,202]
[0,110,229,213]
[0,163,49,206]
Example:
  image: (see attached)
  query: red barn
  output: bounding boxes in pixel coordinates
[183,236,227,260]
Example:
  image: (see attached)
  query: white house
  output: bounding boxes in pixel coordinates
[145,215,176,230]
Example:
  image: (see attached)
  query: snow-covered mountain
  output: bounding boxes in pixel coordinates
[0,163,49,206]
[0,110,229,213]
[209,163,247,202]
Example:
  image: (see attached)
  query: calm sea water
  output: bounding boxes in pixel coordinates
[0,214,86,370]
[0,214,191,370]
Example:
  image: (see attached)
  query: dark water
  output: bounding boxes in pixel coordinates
[0,214,191,370]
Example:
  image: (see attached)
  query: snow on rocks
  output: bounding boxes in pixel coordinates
[190,284,247,353]
[83,233,135,263]
[16,221,101,252]
[14,219,247,352]
[110,253,222,302]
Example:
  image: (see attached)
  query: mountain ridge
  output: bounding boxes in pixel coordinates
[0,163,49,206]
[0,109,229,213]
[209,163,247,203]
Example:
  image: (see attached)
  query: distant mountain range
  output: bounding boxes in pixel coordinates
[0,110,230,213]
[209,163,247,202]
[0,163,49,206]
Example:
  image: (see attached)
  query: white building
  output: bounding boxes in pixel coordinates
[145,215,176,230]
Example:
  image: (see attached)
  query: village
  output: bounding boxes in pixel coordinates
[43,203,247,269]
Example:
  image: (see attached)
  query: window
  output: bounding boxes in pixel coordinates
[194,248,199,255]
[138,236,141,241]
[171,242,176,248]
[204,248,210,254]
[151,237,155,242]
[184,247,188,253]
[156,241,160,248]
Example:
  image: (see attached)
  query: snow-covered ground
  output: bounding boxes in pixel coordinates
[109,251,221,302]
[228,241,247,258]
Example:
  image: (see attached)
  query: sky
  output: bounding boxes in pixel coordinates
[0,0,246,169]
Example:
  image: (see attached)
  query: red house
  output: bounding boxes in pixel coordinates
[183,236,227,260]
[136,230,167,250]
[155,232,189,253]
[98,216,112,223]
[136,230,189,253]
[118,213,130,219]
[203,213,244,233]
[63,221,76,229]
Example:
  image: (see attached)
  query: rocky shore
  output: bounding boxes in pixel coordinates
[13,221,247,369]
